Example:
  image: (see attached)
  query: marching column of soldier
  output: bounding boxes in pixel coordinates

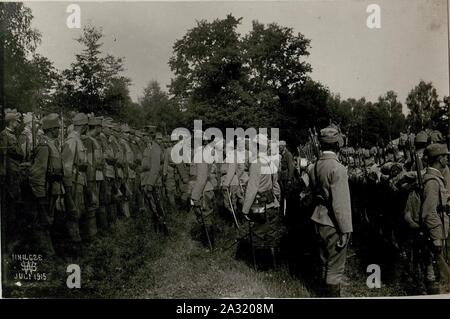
[1,108,449,296]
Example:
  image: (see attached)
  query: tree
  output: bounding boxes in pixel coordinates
[139,81,183,132]
[375,90,405,142]
[169,14,245,129]
[430,96,448,135]
[59,25,131,115]
[169,14,315,142]
[406,80,440,132]
[1,3,58,115]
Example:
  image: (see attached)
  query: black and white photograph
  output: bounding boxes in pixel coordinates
[0,0,449,302]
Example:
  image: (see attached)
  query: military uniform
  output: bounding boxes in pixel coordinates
[163,143,177,209]
[98,118,117,227]
[421,144,450,293]
[108,125,125,222]
[279,141,295,215]
[142,135,166,232]
[62,113,88,243]
[307,127,352,297]
[118,125,134,218]
[130,131,145,215]
[28,114,64,255]
[191,144,218,247]
[221,149,245,221]
[242,135,283,264]
[0,113,25,243]
[81,116,104,238]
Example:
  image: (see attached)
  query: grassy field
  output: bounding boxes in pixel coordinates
[2,206,444,298]
[2,208,309,298]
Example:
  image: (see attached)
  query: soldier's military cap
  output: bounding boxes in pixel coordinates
[279,140,286,146]
[73,113,88,126]
[88,116,103,126]
[415,131,429,144]
[425,143,450,158]
[42,113,60,130]
[112,123,121,132]
[155,132,163,140]
[5,112,17,122]
[430,130,444,144]
[102,117,114,128]
[319,127,341,144]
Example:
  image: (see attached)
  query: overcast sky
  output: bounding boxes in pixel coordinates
[25,0,449,110]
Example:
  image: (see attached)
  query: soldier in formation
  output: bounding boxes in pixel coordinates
[0,110,177,260]
[1,108,449,296]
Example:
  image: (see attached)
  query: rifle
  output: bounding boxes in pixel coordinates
[222,217,257,270]
[193,204,213,252]
[438,205,449,264]
[72,143,80,198]
[407,138,431,270]
[247,217,257,270]
[150,188,169,236]
[225,187,240,229]
[308,128,321,161]
[410,139,449,264]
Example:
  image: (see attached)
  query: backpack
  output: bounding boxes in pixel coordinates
[403,175,443,230]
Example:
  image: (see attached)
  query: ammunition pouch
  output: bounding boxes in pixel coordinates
[48,168,63,182]
[249,193,271,223]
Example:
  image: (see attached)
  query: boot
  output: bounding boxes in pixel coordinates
[108,204,118,226]
[66,220,82,243]
[122,202,130,218]
[425,280,440,295]
[84,213,98,240]
[327,284,341,297]
[97,207,108,232]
